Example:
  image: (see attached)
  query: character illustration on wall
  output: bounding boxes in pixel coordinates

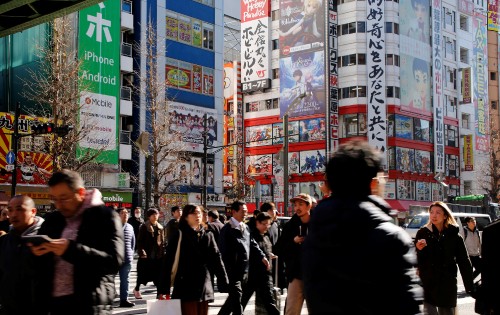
[191,158,201,185]
[280,0,323,47]
[289,152,300,174]
[19,154,51,183]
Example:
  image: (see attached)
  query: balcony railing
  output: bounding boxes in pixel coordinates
[120,130,132,145]
[121,42,132,57]
[122,0,132,13]
[121,86,132,101]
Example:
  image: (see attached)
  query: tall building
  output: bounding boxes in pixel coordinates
[241,0,491,218]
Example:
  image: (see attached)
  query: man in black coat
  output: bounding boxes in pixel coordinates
[481,218,500,313]
[30,170,124,315]
[127,207,144,246]
[218,201,269,315]
[165,205,182,243]
[207,210,224,242]
[302,140,422,315]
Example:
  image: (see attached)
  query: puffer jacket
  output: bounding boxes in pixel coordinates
[0,216,45,315]
[303,195,422,315]
[415,224,473,308]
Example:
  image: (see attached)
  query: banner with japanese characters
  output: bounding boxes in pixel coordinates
[461,67,472,104]
[474,14,489,152]
[463,134,474,171]
[241,0,271,92]
[432,0,445,173]
[328,1,339,154]
[366,0,387,166]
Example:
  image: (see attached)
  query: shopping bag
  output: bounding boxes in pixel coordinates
[146,299,182,315]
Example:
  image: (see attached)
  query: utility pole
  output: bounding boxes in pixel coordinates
[283,113,289,216]
[202,113,208,210]
[10,102,20,197]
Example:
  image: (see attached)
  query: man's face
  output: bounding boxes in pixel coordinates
[8,197,36,232]
[134,208,142,218]
[49,183,85,218]
[24,156,33,164]
[232,204,248,222]
[467,219,476,231]
[0,209,9,222]
[256,219,271,234]
[294,200,311,218]
[173,209,182,220]
[119,209,129,224]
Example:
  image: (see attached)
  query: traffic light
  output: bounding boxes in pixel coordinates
[54,125,74,137]
[32,123,54,135]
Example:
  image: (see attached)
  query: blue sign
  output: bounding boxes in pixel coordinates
[6,151,15,165]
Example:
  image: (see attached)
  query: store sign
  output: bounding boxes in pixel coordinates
[464,135,473,171]
[461,67,472,104]
[328,2,339,154]
[474,14,489,152]
[101,191,132,203]
[432,0,445,173]
[78,0,120,164]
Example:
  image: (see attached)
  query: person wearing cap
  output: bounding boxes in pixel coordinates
[133,208,165,299]
[302,140,421,314]
[275,193,312,315]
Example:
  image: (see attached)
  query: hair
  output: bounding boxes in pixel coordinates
[10,195,35,209]
[231,200,246,212]
[326,140,382,198]
[464,216,475,224]
[180,204,200,223]
[208,210,219,220]
[48,169,84,191]
[219,213,227,223]
[413,57,428,75]
[426,201,458,228]
[293,69,303,77]
[256,212,272,223]
[171,206,180,215]
[117,207,128,214]
[146,208,159,217]
[253,209,261,217]
[260,202,276,213]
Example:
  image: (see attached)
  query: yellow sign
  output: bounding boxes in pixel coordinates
[464,135,474,171]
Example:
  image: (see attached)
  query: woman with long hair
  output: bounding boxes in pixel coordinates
[158,204,228,315]
[415,201,474,315]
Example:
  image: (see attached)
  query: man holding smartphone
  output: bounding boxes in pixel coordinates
[274,193,312,315]
[0,195,46,314]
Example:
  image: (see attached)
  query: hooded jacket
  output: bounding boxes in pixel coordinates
[36,189,124,315]
[416,223,473,308]
[0,216,45,315]
[303,195,422,315]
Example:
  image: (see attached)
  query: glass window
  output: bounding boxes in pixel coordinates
[394,23,399,34]
[358,54,366,65]
[358,86,367,97]
[349,86,357,98]
[357,21,366,33]
[342,114,359,137]
[397,179,415,200]
[387,86,394,98]
[414,119,430,142]
[349,54,356,65]
[342,55,349,66]
[385,22,393,33]
[342,24,349,35]
[348,22,356,34]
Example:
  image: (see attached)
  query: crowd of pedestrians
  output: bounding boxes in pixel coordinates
[0,140,499,315]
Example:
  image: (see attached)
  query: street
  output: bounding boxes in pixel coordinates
[112,259,477,314]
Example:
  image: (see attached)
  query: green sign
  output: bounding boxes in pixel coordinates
[101,191,132,203]
[77,0,120,164]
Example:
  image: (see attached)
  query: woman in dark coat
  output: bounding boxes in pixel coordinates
[415,201,474,315]
[158,204,228,315]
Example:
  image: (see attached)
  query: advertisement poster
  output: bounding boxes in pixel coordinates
[416,182,431,201]
[397,179,415,200]
[177,61,193,90]
[299,181,323,200]
[191,157,202,186]
[415,150,432,174]
[299,118,326,141]
[176,161,191,185]
[279,50,325,117]
[400,0,432,114]
[246,154,272,175]
[289,152,300,174]
[447,155,458,177]
[279,0,325,56]
[178,15,192,44]
[414,119,431,142]
[488,0,499,31]
[396,147,415,172]
[203,67,214,96]
[464,134,474,171]
[384,179,396,199]
[192,19,202,47]
[78,0,120,164]
[299,149,326,173]
[245,124,273,147]
[169,102,218,152]
[166,14,179,41]
[395,115,413,140]
[328,2,339,155]
[192,65,203,93]
[474,14,489,152]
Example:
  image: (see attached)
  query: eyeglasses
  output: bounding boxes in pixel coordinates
[50,196,74,204]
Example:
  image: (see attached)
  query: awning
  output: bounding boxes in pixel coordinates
[385,200,433,212]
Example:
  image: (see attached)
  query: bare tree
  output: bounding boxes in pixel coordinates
[478,124,500,201]
[133,22,187,208]
[21,15,107,171]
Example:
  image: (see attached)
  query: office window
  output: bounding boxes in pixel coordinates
[460,47,469,64]
[443,8,456,31]
[491,72,497,81]
[272,9,280,21]
[357,21,366,33]
[358,53,366,65]
[272,68,279,79]
[460,15,469,31]
[203,25,214,50]
[462,113,470,129]
[492,100,498,110]
[386,54,400,66]
[272,39,279,50]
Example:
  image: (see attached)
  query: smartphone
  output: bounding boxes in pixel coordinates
[21,235,53,246]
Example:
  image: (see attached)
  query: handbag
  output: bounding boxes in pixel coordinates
[147,299,182,315]
[171,230,182,286]
[473,279,486,314]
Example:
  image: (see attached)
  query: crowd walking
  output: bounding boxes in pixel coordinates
[0,140,498,315]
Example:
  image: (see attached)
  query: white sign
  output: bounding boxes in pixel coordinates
[432,0,445,173]
[79,92,117,150]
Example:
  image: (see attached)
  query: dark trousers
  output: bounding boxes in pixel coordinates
[218,279,244,315]
[470,255,482,279]
[181,301,209,315]
[51,295,79,315]
[241,274,280,315]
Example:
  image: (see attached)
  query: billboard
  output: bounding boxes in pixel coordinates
[474,14,489,152]
[241,0,271,92]
[279,50,326,117]
[463,134,474,171]
[328,2,339,154]
[366,0,387,160]
[78,0,121,164]
[488,0,499,31]
[461,67,472,104]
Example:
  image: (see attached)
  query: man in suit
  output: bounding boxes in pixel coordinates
[481,218,500,313]
[218,201,270,315]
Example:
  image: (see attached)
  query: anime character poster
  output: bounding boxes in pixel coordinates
[299,118,326,141]
[273,121,300,144]
[395,115,414,140]
[299,150,326,173]
[280,50,326,117]
[299,181,322,200]
[415,150,431,174]
[395,147,415,172]
[245,124,273,147]
[288,152,300,174]
[289,183,300,200]
[400,0,432,113]
[246,154,273,175]
[206,163,214,186]
[176,161,191,185]
[279,0,325,56]
[414,118,431,142]
[384,179,396,199]
[190,157,202,186]
[397,179,415,200]
[416,182,431,201]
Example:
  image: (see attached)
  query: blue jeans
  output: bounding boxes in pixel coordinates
[119,262,132,302]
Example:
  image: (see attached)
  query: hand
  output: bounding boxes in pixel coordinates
[415,239,427,251]
[262,257,271,271]
[29,239,70,256]
[270,253,277,259]
[294,236,305,244]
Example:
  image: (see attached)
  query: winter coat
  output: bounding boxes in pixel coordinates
[0,216,45,315]
[36,189,124,315]
[165,218,179,243]
[207,219,224,242]
[158,222,228,302]
[274,214,308,281]
[249,229,273,283]
[416,223,473,308]
[127,216,144,240]
[303,195,422,315]
[482,219,500,313]
[122,222,135,264]
[137,221,165,259]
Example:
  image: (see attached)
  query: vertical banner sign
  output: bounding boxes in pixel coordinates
[366,0,387,167]
[488,0,499,31]
[241,0,271,93]
[328,1,339,155]
[432,0,445,173]
[474,14,489,151]
[78,0,120,164]
[461,67,472,104]
[463,135,474,171]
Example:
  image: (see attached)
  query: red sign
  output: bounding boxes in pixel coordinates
[458,0,474,15]
[241,0,270,23]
